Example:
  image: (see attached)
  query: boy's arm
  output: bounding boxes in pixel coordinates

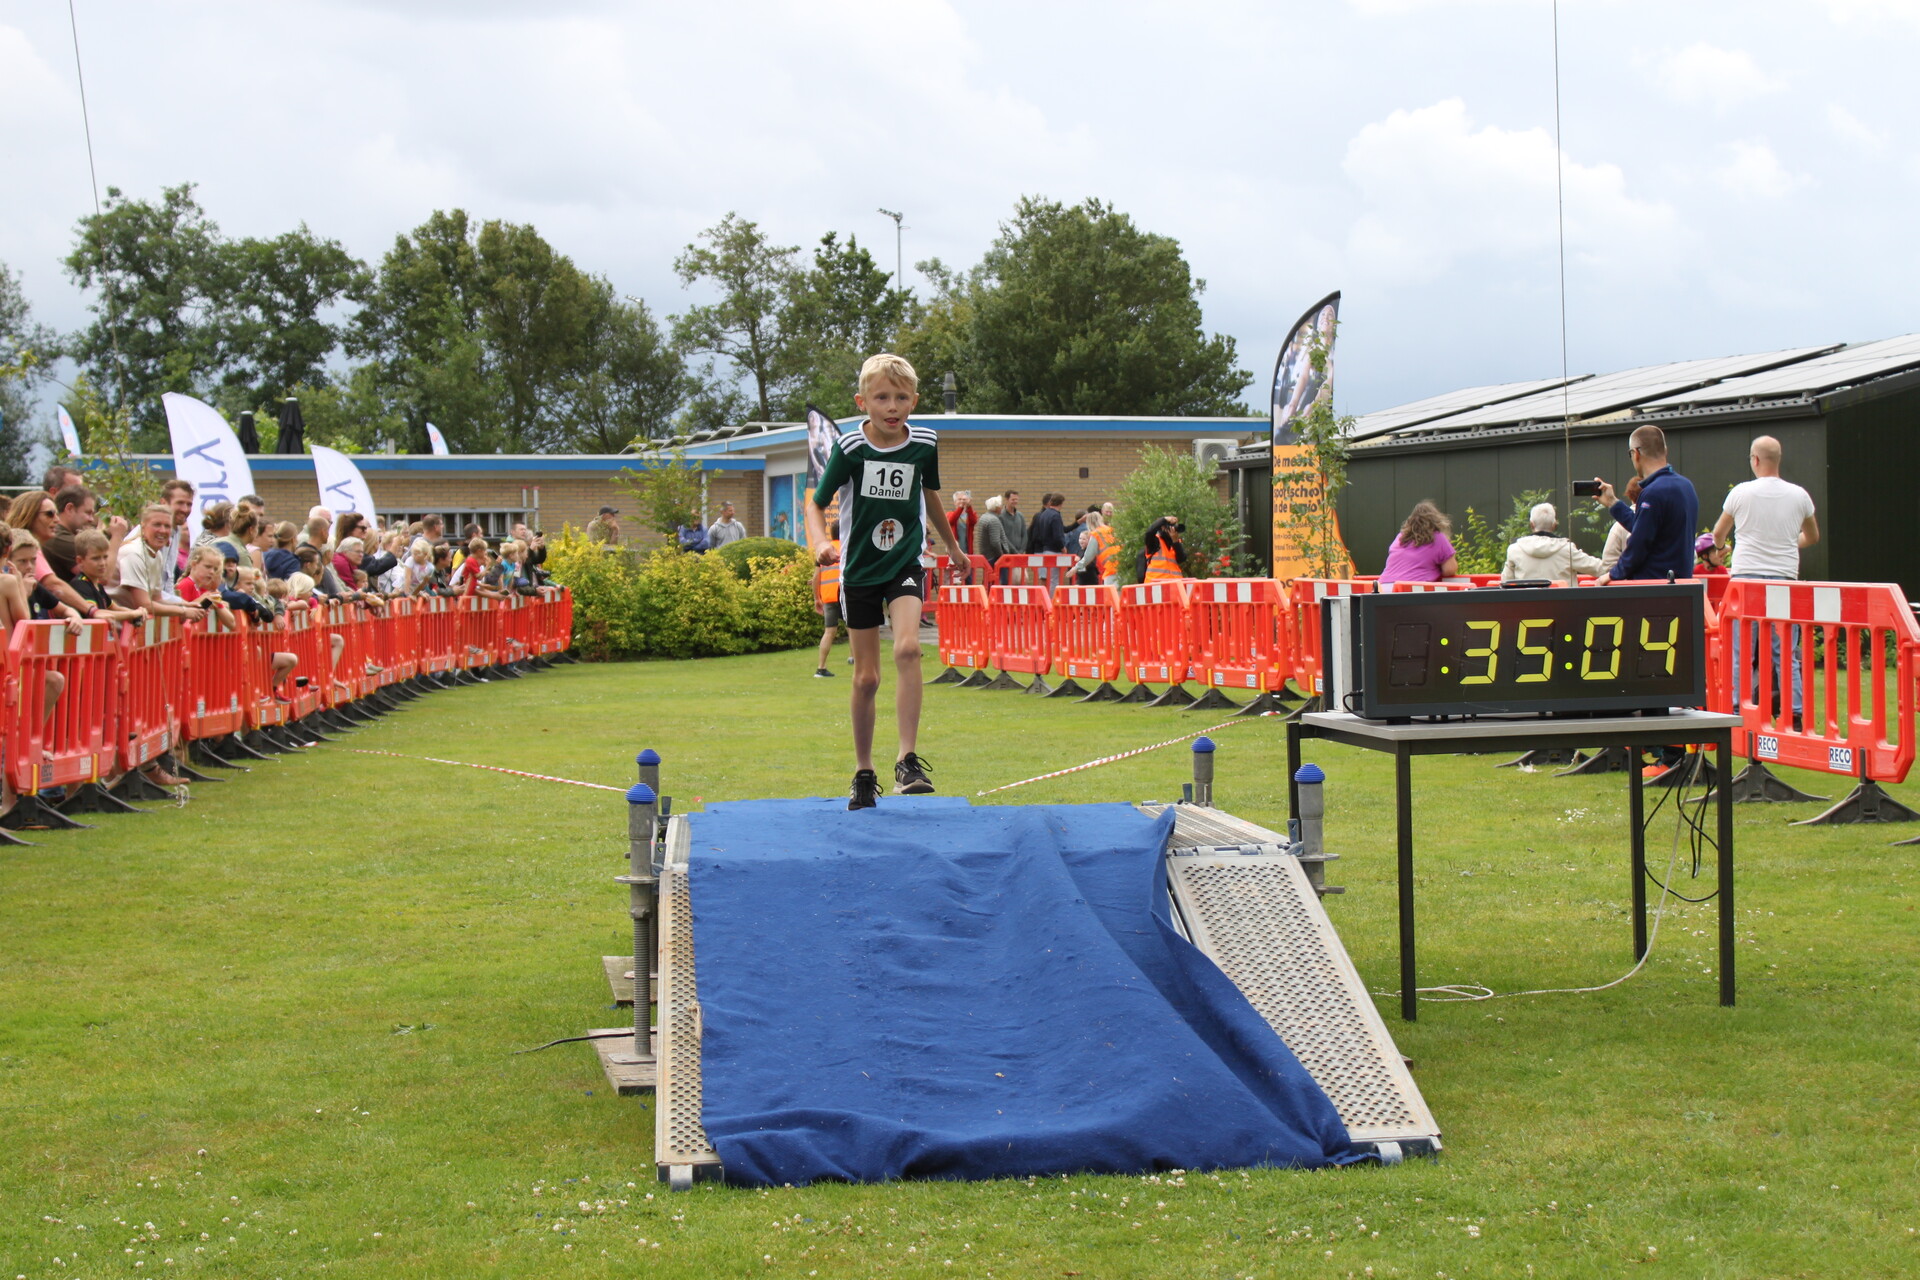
[921,487,969,581]
[805,444,849,565]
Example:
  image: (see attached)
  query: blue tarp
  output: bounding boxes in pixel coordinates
[687,798,1359,1186]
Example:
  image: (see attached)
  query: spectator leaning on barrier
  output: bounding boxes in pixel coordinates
[115,504,213,620]
[45,485,129,585]
[1501,502,1602,586]
[946,491,975,556]
[161,479,195,581]
[707,502,747,549]
[1710,433,1819,726]
[1594,424,1697,584]
[264,523,301,580]
[1377,501,1458,585]
[513,522,547,584]
[7,490,101,619]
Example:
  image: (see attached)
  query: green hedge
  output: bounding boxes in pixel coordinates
[546,532,820,661]
[713,535,811,579]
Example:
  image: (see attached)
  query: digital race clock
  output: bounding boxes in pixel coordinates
[1324,584,1706,720]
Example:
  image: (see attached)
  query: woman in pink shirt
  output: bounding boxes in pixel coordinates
[1377,501,1459,585]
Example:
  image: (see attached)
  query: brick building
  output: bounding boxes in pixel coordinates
[127,413,1260,545]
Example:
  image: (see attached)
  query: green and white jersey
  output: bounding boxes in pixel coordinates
[813,420,942,588]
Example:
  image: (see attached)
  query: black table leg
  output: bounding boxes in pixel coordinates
[1717,730,1736,1007]
[1395,742,1416,1022]
[1287,721,1302,825]
[1629,746,1648,960]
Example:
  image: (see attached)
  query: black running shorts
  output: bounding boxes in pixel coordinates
[842,568,925,630]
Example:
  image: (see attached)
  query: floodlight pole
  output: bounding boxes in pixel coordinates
[878,208,905,293]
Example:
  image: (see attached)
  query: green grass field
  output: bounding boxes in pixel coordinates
[3,651,1917,1279]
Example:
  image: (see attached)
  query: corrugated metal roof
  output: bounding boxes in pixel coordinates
[1347,377,1582,441]
[1636,333,1920,408]
[1387,346,1837,436]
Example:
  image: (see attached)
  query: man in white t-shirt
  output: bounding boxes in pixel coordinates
[1710,435,1819,725]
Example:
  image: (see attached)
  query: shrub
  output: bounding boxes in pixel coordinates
[544,528,643,662]
[632,546,751,659]
[1109,445,1253,582]
[714,536,810,580]
[740,556,822,650]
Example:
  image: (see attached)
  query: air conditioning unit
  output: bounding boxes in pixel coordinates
[1193,438,1239,470]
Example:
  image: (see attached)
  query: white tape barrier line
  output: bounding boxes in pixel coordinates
[350,748,625,792]
[976,712,1280,797]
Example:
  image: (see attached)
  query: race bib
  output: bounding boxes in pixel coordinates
[861,459,914,501]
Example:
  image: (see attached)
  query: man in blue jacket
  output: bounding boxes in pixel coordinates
[1593,425,1697,584]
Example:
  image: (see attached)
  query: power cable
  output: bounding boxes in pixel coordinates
[1551,0,1578,580]
[66,0,129,409]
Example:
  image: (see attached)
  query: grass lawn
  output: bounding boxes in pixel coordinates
[3,649,1917,1279]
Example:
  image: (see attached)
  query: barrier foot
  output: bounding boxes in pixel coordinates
[1236,691,1288,717]
[113,768,179,802]
[189,740,247,772]
[162,752,223,784]
[1145,684,1197,709]
[1076,681,1124,703]
[1043,678,1090,699]
[1187,688,1242,712]
[1553,745,1633,777]
[925,667,964,685]
[62,781,145,816]
[977,670,1027,692]
[220,734,277,762]
[455,669,486,686]
[1498,747,1580,769]
[0,824,34,845]
[259,726,304,752]
[337,702,380,725]
[242,728,290,756]
[490,664,523,680]
[291,718,335,743]
[1283,694,1323,721]
[1115,682,1160,705]
[1,794,93,831]
[1709,761,1829,805]
[1024,675,1055,696]
[1792,780,1920,827]
[955,670,993,689]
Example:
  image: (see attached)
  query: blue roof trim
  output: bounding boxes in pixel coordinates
[679,415,1262,457]
[118,454,764,473]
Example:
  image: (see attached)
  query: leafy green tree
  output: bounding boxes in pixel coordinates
[617,448,708,537]
[559,286,686,452]
[474,219,601,451]
[895,197,1252,417]
[781,232,909,419]
[1,261,61,485]
[63,183,226,445]
[891,257,986,411]
[215,226,368,408]
[59,376,162,517]
[673,213,801,422]
[1109,445,1251,583]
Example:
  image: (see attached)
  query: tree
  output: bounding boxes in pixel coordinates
[895,196,1253,417]
[1,261,61,485]
[63,183,226,446]
[474,219,601,451]
[558,286,687,452]
[781,232,909,419]
[1109,445,1252,583]
[892,257,988,412]
[673,213,801,422]
[59,375,161,518]
[215,225,367,408]
[617,449,708,536]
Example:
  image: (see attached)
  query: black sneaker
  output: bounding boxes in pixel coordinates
[894,753,935,795]
[848,769,881,811]
[814,667,835,678]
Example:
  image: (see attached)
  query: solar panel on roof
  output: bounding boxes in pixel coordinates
[1347,377,1581,441]
[1386,346,1837,436]
[1636,333,1920,408]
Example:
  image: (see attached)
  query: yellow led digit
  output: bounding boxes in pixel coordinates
[1581,616,1623,680]
[1460,620,1500,685]
[1641,615,1677,676]
[1516,619,1553,683]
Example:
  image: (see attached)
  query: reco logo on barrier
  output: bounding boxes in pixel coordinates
[1829,745,1855,772]
[1756,735,1779,760]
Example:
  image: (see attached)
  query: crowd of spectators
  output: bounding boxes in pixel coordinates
[953,489,1122,587]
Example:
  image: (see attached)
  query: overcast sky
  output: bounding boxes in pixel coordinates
[4,0,1917,424]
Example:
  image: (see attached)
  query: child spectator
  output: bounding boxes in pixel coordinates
[803,352,970,808]
[69,530,148,626]
[402,539,434,595]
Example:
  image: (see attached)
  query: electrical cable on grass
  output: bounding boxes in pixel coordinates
[513,1031,642,1055]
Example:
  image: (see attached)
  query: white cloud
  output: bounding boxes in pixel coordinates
[1344,0,1536,14]
[1712,140,1808,198]
[1816,0,1920,24]
[1824,104,1889,152]
[1340,99,1677,286]
[1645,44,1783,112]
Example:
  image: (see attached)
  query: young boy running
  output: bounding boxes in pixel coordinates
[805,353,969,810]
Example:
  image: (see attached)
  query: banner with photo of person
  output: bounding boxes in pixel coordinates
[804,403,850,541]
[1270,291,1355,581]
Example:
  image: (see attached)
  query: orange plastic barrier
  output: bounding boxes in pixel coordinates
[5,620,117,794]
[1188,578,1291,694]
[1382,580,1475,593]
[1051,585,1123,683]
[1118,580,1194,685]
[418,595,457,673]
[117,615,183,772]
[278,607,326,721]
[243,619,294,737]
[1717,579,1918,784]
[989,584,1053,676]
[457,597,495,671]
[994,554,1078,590]
[183,609,250,742]
[936,584,992,674]
[1286,578,1370,698]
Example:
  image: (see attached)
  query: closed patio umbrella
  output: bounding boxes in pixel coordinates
[276,397,306,455]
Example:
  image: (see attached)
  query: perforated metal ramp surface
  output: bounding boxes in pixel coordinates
[651,805,1438,1184]
[1146,804,1440,1151]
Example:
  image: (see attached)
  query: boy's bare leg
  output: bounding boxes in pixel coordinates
[889,594,925,759]
[848,624,883,773]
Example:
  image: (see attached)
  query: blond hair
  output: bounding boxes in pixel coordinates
[188,543,226,570]
[287,572,316,599]
[858,352,918,397]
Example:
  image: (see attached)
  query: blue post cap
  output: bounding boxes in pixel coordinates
[1294,763,1326,784]
[626,783,657,804]
[636,749,661,766]
[1191,737,1217,754]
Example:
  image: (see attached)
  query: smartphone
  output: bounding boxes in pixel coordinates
[1572,479,1602,498]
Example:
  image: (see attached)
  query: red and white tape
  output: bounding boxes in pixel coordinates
[974,711,1280,797]
[350,748,625,792]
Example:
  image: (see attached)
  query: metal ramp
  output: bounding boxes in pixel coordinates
[652,805,1440,1186]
